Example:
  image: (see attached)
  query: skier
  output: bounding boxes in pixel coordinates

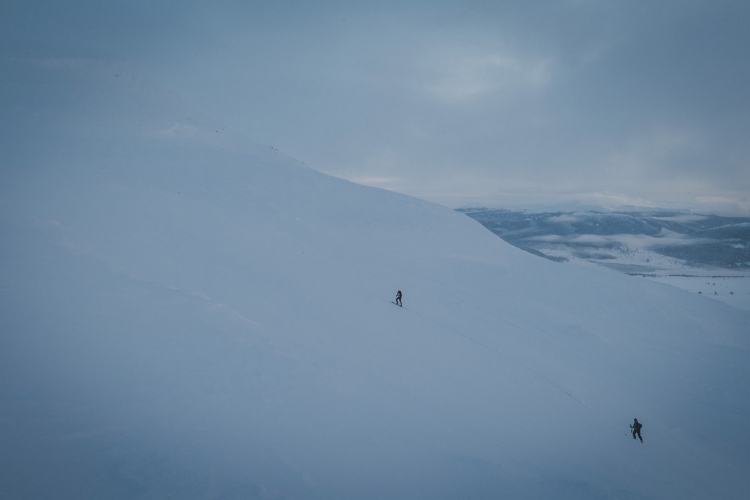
[395,290,402,307]
[630,418,643,442]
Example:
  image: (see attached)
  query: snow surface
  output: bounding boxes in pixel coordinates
[644,276,750,313]
[2,58,750,499]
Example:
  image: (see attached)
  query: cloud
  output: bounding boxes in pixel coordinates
[547,214,579,223]
[605,127,703,178]
[693,196,750,217]
[416,46,553,103]
[530,229,710,249]
[3,1,749,216]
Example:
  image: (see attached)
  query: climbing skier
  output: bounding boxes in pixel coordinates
[630,418,643,442]
[395,290,402,307]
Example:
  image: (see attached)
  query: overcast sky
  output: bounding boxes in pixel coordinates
[3,1,749,214]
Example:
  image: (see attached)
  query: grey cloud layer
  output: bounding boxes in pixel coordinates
[3,0,749,214]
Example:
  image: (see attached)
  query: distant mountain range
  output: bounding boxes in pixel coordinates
[458,208,750,275]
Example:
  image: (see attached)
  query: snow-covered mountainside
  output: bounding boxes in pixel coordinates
[2,59,750,500]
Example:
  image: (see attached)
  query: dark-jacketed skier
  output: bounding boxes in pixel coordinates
[630,418,643,442]
[395,290,402,307]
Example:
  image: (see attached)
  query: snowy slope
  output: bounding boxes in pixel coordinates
[2,58,750,500]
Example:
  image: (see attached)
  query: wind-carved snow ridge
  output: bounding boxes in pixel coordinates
[2,59,750,500]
